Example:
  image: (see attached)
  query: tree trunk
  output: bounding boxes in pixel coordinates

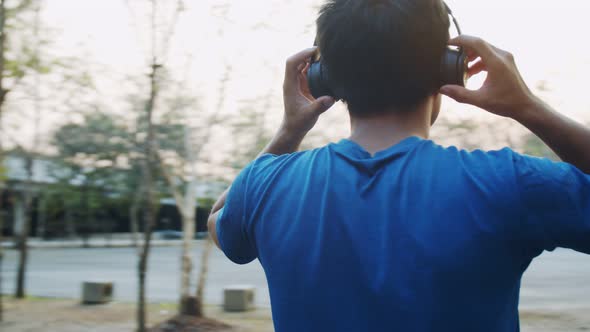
[137,100,158,332]
[194,237,213,316]
[0,0,5,320]
[129,182,143,249]
[82,185,90,248]
[176,48,201,316]
[0,191,4,321]
[64,203,76,238]
[137,108,158,332]
[137,206,156,332]
[15,190,32,299]
[0,0,5,113]
[136,52,160,332]
[178,208,195,315]
[36,193,46,238]
[136,0,186,328]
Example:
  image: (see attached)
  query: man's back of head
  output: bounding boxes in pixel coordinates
[317,0,450,116]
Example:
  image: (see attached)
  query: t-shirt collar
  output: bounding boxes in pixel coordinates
[333,136,424,160]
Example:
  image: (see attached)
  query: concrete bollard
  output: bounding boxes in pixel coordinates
[81,281,113,305]
[223,285,255,312]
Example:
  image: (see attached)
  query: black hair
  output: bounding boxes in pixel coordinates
[316,0,450,116]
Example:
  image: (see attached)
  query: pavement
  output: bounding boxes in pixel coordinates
[1,240,590,311]
[2,297,589,332]
[2,297,275,332]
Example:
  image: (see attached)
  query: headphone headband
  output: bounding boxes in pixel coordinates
[307,0,468,100]
[443,1,462,36]
[314,2,462,48]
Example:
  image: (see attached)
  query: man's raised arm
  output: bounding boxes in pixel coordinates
[440,35,590,174]
[207,47,335,249]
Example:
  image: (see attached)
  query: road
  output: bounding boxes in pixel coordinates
[2,243,589,309]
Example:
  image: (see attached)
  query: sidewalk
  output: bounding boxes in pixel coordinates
[1,298,274,332]
[2,297,587,332]
[1,232,195,249]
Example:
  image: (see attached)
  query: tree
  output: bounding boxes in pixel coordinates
[53,95,167,247]
[124,1,186,330]
[15,0,74,298]
[51,92,179,332]
[50,95,188,241]
[157,63,232,317]
[0,0,5,314]
[230,92,274,172]
[51,112,136,244]
[0,0,51,305]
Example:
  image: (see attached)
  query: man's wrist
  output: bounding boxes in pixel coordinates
[511,95,547,125]
[262,124,307,156]
[277,123,308,142]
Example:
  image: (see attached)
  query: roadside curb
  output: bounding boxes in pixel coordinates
[0,239,203,249]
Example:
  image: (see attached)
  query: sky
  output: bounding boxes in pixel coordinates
[4,0,590,166]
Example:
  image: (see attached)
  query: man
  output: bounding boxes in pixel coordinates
[208,0,590,331]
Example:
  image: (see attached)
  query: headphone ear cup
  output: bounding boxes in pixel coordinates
[441,48,468,87]
[307,62,335,99]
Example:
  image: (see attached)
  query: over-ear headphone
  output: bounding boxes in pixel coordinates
[307,1,468,100]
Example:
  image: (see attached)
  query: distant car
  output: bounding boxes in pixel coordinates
[155,230,183,240]
[195,232,209,240]
[155,230,209,240]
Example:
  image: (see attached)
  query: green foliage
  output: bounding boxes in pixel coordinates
[2,0,54,89]
[53,112,139,191]
[55,113,131,162]
[49,112,135,236]
[0,163,7,182]
[5,59,26,79]
[42,178,130,238]
[49,93,192,229]
[230,102,272,172]
[197,197,215,210]
[6,0,34,16]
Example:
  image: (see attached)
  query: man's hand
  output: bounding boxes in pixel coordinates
[440,35,540,121]
[282,47,335,137]
[441,35,590,174]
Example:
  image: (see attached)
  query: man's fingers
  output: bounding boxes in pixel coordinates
[299,70,314,101]
[448,35,497,62]
[285,47,317,83]
[440,85,481,106]
[306,96,335,116]
[468,59,486,77]
[466,52,480,62]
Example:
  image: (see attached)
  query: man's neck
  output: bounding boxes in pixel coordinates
[348,97,436,155]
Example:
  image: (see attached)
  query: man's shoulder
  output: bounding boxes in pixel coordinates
[421,141,522,170]
[239,145,332,182]
[447,144,570,180]
[428,141,517,158]
[251,145,332,170]
[431,142,583,193]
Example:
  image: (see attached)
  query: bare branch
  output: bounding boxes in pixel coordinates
[155,150,185,215]
[161,0,185,63]
[122,0,148,57]
[192,64,232,159]
[0,0,6,117]
[151,0,157,64]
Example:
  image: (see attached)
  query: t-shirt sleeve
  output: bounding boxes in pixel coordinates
[514,153,590,255]
[216,154,277,264]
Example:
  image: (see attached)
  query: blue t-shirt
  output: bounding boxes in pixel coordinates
[217,136,590,332]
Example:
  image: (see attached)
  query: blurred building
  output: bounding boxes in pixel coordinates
[0,151,226,239]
